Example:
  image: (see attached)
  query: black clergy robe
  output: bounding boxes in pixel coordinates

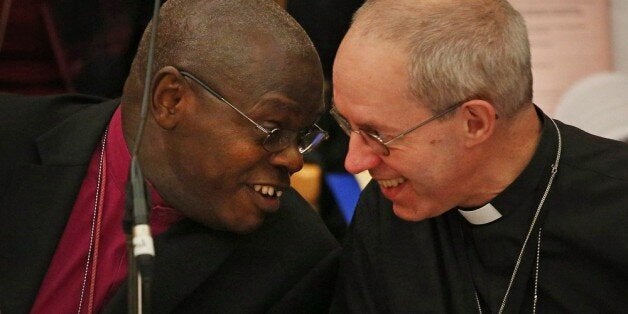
[0,93,340,313]
[331,109,628,313]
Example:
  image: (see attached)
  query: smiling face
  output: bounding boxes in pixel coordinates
[333,32,471,221]
[140,41,324,233]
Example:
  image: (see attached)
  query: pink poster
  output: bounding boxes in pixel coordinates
[509,0,612,114]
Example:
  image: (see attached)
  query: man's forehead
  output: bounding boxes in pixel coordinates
[334,38,410,100]
[267,89,324,118]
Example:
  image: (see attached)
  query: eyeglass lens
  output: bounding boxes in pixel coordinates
[330,108,390,155]
[299,131,329,153]
[180,70,328,154]
[264,128,329,154]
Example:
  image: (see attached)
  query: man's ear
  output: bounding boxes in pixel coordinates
[151,66,187,130]
[459,99,497,148]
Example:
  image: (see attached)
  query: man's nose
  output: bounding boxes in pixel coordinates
[270,144,304,175]
[344,132,381,174]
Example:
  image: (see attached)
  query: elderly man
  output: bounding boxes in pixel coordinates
[330,0,628,312]
[0,0,339,313]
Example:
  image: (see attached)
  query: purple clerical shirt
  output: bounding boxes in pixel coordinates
[31,107,183,313]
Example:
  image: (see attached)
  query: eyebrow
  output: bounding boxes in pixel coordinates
[257,98,324,130]
[330,102,384,134]
[258,98,301,115]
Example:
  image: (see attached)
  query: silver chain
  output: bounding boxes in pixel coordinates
[476,118,561,314]
[78,130,108,314]
[533,228,542,313]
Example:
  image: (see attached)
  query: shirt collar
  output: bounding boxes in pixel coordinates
[458,204,502,225]
[458,105,560,225]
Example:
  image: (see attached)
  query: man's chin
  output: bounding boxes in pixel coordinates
[387,187,449,222]
[224,214,268,234]
[391,203,430,222]
[228,222,264,234]
[391,198,447,222]
[195,213,265,235]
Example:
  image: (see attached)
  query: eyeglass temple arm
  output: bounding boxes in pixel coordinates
[181,71,327,137]
[383,102,462,145]
[179,71,270,134]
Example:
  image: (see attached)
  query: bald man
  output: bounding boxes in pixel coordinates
[0,0,339,312]
[330,0,628,312]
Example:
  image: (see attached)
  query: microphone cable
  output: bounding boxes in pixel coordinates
[125,0,161,312]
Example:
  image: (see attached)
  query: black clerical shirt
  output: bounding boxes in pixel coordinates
[332,108,628,313]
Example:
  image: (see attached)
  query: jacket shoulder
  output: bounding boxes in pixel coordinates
[0,93,110,140]
[560,122,628,180]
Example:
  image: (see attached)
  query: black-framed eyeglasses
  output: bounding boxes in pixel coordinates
[330,101,464,156]
[180,70,329,154]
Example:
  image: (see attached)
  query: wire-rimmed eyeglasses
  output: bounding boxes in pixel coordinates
[180,70,329,154]
[330,101,464,156]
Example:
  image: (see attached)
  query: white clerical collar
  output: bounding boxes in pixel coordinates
[458,203,502,225]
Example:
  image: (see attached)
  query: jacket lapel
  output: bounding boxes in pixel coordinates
[0,164,89,313]
[105,220,237,313]
[0,100,118,313]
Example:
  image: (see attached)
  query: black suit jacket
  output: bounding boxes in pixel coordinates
[0,93,340,313]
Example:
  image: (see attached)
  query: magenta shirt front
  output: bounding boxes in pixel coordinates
[31,107,182,313]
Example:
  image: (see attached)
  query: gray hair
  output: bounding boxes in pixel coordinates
[352,0,532,118]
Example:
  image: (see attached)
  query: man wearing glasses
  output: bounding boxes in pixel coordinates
[330,0,628,312]
[0,0,339,313]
